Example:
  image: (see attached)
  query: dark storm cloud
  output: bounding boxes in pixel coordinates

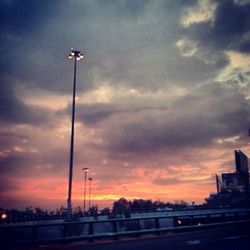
[0,0,59,76]
[99,81,250,155]
[75,103,167,125]
[0,146,68,177]
[106,116,212,153]
[86,0,220,89]
[185,0,250,53]
[0,0,69,126]
[213,0,250,52]
[98,0,150,17]
[0,0,78,94]
[0,0,57,34]
[87,0,202,88]
[76,104,117,125]
[0,81,52,125]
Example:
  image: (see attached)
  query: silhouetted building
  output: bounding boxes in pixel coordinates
[235,150,249,176]
[218,150,249,194]
[221,173,247,193]
[235,150,249,193]
[206,150,250,207]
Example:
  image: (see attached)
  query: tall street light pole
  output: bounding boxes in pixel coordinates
[88,177,93,210]
[67,48,84,219]
[83,167,89,212]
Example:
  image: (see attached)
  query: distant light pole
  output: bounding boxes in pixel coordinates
[83,167,89,212]
[66,48,84,219]
[88,177,93,210]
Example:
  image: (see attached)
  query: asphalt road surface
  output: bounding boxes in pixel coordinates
[12,223,250,250]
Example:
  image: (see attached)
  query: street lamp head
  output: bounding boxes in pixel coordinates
[68,48,85,61]
[83,167,89,172]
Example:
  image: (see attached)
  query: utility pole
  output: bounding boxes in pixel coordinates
[66,48,84,219]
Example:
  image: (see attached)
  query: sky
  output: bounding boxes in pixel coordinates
[1,0,250,210]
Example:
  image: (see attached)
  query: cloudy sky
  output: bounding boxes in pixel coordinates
[1,0,250,210]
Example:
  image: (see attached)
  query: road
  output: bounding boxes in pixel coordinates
[12,222,250,250]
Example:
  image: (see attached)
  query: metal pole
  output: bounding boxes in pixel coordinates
[84,170,88,212]
[89,177,93,210]
[67,56,77,219]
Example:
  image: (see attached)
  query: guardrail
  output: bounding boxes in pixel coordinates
[1,208,250,247]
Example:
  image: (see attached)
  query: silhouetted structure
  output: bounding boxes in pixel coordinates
[206,150,250,207]
[235,150,249,175]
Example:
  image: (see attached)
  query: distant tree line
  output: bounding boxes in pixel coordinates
[109,197,191,218]
[0,198,193,223]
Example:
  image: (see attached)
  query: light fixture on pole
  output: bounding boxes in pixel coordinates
[88,177,93,210]
[66,48,85,219]
[83,167,89,212]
